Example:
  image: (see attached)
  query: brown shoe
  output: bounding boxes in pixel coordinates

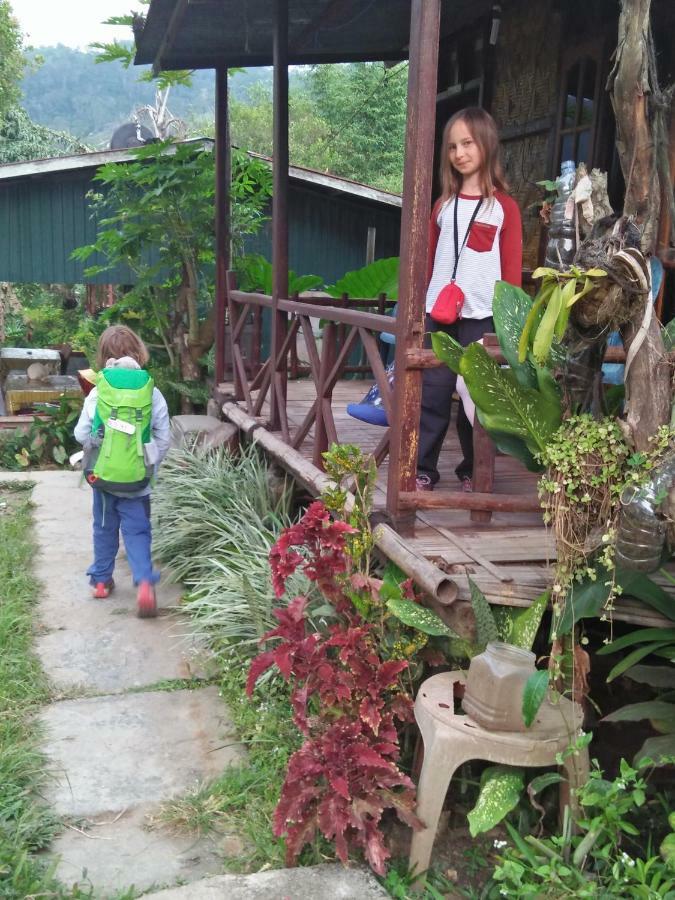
[416,474,434,492]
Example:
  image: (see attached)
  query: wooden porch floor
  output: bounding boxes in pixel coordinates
[252,376,668,627]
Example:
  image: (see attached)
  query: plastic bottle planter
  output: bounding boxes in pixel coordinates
[544,160,576,271]
[615,449,675,572]
[462,642,536,732]
[346,362,395,427]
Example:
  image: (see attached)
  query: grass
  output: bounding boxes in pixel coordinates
[0,483,136,900]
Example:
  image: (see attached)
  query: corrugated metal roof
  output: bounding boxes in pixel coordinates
[0,142,401,207]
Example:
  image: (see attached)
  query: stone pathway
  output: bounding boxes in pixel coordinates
[17,471,244,896]
[11,470,390,899]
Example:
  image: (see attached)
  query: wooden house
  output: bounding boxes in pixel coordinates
[133,0,674,626]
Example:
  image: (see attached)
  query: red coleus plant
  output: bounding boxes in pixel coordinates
[247,500,421,875]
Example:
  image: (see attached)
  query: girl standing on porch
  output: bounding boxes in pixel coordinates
[416,107,522,492]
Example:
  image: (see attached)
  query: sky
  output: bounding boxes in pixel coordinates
[12,0,136,49]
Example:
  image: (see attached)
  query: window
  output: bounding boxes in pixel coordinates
[555,53,601,171]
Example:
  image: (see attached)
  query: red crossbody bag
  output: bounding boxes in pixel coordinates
[430,198,483,325]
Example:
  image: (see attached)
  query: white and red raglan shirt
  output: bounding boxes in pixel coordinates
[425,191,523,319]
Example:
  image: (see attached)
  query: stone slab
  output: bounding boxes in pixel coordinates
[141,864,390,900]
[17,470,205,692]
[52,807,227,896]
[40,687,244,817]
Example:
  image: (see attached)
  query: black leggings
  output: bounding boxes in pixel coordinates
[417,315,493,484]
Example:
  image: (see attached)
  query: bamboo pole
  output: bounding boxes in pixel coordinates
[222,402,459,608]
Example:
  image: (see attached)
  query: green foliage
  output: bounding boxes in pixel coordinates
[325,257,399,300]
[469,577,499,647]
[599,625,675,765]
[521,670,550,728]
[458,342,562,467]
[0,106,88,164]
[235,253,323,295]
[384,596,455,637]
[307,62,408,193]
[519,266,607,366]
[490,756,675,898]
[467,766,525,837]
[0,1,23,121]
[0,399,81,471]
[152,443,305,654]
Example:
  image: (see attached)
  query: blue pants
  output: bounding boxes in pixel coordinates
[87,491,159,586]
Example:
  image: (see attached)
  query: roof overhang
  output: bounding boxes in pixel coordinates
[135,0,490,71]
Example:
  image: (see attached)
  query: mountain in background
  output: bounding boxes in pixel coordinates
[19,46,279,148]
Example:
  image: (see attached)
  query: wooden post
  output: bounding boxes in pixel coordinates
[270,0,290,431]
[386,0,441,534]
[470,422,497,524]
[313,320,337,469]
[214,67,230,387]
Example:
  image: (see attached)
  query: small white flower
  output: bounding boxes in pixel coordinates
[493,839,507,849]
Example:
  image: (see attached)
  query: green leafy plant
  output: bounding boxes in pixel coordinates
[325,257,399,299]
[489,756,675,898]
[519,266,607,366]
[235,253,323,295]
[599,625,675,764]
[0,398,81,470]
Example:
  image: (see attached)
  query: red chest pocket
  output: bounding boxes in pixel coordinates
[467,221,498,253]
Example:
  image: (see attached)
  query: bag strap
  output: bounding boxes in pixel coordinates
[452,197,483,282]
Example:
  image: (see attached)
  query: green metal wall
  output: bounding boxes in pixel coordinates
[246,183,401,283]
[0,168,401,286]
[0,170,138,285]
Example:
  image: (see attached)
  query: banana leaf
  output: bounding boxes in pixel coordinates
[324,256,399,299]
[459,343,562,456]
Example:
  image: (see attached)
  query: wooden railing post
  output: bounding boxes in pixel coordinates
[214,67,230,387]
[270,0,289,432]
[386,0,441,535]
[313,320,337,469]
[226,270,244,400]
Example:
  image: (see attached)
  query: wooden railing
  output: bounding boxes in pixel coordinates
[226,272,398,471]
[225,273,627,530]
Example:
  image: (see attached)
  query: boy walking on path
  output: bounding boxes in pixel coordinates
[74,326,171,618]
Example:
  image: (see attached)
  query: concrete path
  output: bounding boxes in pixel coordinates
[12,470,393,900]
[13,471,245,896]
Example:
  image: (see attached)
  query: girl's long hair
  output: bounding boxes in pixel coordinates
[439,107,508,202]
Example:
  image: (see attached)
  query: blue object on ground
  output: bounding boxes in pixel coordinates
[346,362,394,426]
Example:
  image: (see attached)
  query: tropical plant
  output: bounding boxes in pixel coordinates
[72,141,272,400]
[489,755,675,898]
[325,257,399,300]
[432,281,563,472]
[599,620,675,764]
[235,253,323,296]
[151,442,308,653]
[0,398,81,470]
[519,266,607,367]
[247,502,421,876]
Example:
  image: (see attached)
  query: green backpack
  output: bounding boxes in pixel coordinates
[85,368,154,493]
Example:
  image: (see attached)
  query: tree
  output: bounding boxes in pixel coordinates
[73,141,272,406]
[306,62,408,192]
[0,1,23,121]
[0,106,87,163]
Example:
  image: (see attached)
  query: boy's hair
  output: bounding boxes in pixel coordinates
[96,325,149,370]
[439,107,508,202]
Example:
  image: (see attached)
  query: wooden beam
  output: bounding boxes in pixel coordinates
[386,0,441,533]
[270,0,290,431]
[221,401,459,606]
[214,68,230,386]
[399,491,542,513]
[152,0,189,76]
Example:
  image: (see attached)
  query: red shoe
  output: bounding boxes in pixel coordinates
[415,474,434,492]
[92,580,114,599]
[137,581,157,619]
[461,476,473,493]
